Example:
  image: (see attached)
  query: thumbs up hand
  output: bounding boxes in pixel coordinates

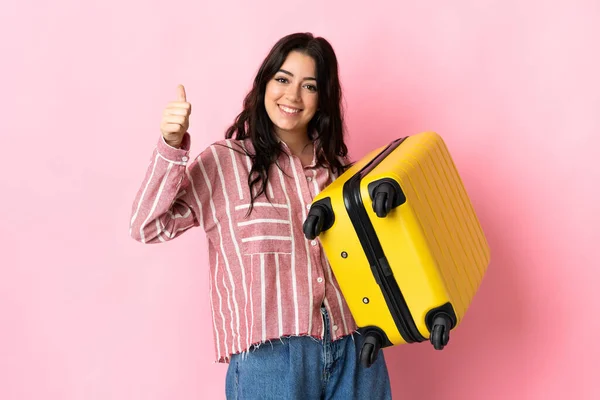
[160,84,191,148]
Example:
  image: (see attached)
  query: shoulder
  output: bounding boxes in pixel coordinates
[199,138,249,153]
[197,138,253,163]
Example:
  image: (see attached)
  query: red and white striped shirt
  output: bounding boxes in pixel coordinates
[130,133,357,363]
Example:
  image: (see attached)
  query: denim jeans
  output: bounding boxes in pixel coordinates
[225,306,392,399]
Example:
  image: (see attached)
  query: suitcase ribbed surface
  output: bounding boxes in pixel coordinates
[391,132,490,320]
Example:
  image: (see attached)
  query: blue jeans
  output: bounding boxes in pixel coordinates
[225,306,392,399]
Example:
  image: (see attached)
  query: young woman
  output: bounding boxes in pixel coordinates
[130,32,392,399]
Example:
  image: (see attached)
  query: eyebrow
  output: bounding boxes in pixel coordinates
[278,69,317,81]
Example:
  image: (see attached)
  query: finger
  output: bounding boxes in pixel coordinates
[166,101,191,111]
[162,123,185,133]
[164,107,190,116]
[177,84,187,102]
[163,115,187,125]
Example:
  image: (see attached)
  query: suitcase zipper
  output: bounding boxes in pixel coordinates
[342,137,426,343]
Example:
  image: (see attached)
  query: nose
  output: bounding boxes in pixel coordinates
[285,83,302,103]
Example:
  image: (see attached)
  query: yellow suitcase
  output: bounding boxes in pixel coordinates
[303,131,490,367]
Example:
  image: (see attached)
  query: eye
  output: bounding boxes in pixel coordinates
[275,77,288,83]
[304,84,318,92]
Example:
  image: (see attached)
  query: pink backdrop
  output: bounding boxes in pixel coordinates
[2,0,599,399]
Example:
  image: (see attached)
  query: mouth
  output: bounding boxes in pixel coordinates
[278,104,303,116]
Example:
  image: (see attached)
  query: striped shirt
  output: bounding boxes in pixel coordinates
[129,133,358,363]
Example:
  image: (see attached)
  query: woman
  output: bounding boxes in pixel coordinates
[130,32,392,399]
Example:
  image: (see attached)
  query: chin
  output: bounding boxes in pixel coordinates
[274,121,297,132]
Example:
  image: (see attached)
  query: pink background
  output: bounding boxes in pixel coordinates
[2,0,599,399]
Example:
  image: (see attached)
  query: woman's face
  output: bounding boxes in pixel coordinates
[264,51,319,139]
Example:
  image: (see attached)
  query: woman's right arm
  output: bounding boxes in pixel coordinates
[129,85,210,243]
[129,133,204,243]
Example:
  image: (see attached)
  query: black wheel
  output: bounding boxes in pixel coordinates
[360,342,376,368]
[430,325,445,350]
[372,182,396,218]
[359,333,382,368]
[302,199,334,240]
[302,213,324,240]
[429,314,451,350]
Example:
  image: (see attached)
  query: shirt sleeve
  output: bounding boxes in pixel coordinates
[129,133,217,244]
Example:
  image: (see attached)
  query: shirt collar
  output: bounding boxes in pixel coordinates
[277,135,320,169]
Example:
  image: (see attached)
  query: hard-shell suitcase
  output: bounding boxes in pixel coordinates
[303,131,490,367]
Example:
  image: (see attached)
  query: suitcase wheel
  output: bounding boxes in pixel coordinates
[369,180,405,218]
[430,314,452,350]
[359,330,384,368]
[303,198,334,240]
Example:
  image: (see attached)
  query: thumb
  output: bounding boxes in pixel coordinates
[177,84,187,102]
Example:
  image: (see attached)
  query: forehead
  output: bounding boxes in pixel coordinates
[279,51,316,77]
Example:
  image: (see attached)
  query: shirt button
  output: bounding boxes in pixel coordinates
[311,240,317,246]
[306,204,311,210]
[307,176,313,182]
[333,325,339,331]
[182,156,189,162]
[317,277,323,283]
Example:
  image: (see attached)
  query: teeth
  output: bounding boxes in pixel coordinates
[280,105,300,114]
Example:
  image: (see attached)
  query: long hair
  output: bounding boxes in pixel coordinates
[225,32,350,213]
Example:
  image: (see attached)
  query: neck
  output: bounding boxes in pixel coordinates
[276,130,312,157]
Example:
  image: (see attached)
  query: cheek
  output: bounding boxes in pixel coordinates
[265,83,284,103]
[303,95,319,117]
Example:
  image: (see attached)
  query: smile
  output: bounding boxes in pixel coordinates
[278,105,302,115]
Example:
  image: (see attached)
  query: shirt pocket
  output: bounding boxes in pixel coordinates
[233,202,293,255]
